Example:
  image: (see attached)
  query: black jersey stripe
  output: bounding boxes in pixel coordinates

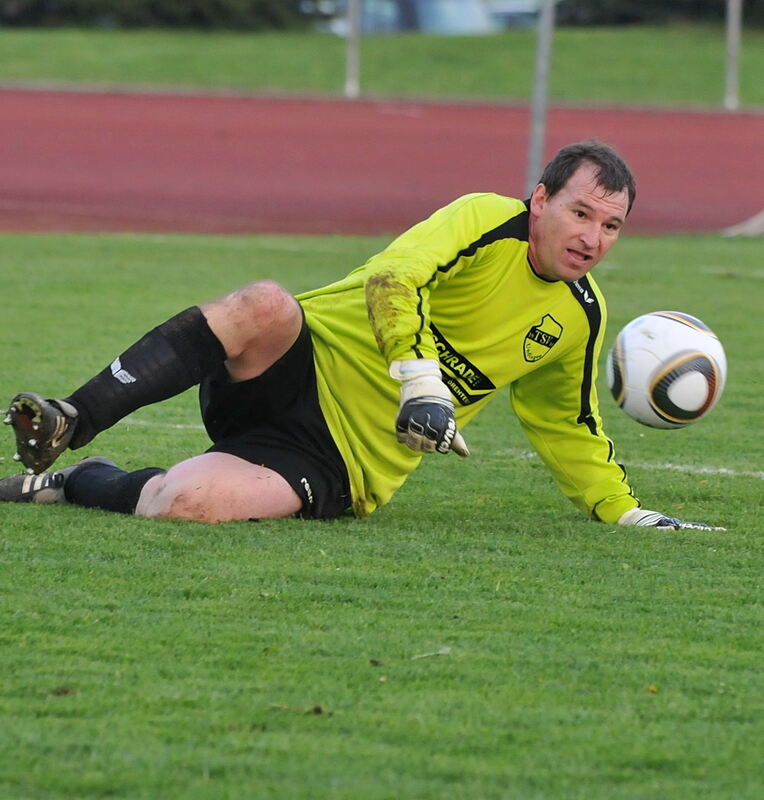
[413,209,530,350]
[436,210,529,276]
[566,276,602,436]
[412,290,425,357]
[568,281,635,517]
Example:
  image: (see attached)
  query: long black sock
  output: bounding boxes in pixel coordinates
[64,462,165,514]
[65,306,227,449]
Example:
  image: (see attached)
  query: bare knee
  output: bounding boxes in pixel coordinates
[226,280,298,324]
[200,281,302,379]
[202,281,300,355]
[134,455,303,523]
[136,471,219,523]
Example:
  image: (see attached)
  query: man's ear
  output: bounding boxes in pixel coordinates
[529,183,547,216]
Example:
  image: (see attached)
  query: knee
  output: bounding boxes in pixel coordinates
[135,469,214,522]
[227,280,300,330]
[135,454,303,523]
[202,280,301,361]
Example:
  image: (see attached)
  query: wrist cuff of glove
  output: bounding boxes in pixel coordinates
[619,508,673,527]
[389,359,441,381]
[400,377,453,406]
[619,508,653,526]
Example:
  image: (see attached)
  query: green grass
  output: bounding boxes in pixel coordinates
[0,231,762,798]
[0,24,763,107]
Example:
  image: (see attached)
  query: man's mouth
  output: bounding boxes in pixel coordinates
[566,248,592,266]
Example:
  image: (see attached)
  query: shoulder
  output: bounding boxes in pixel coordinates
[447,192,527,219]
[432,193,529,244]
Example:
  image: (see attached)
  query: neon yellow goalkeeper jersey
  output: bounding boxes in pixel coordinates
[297,192,638,522]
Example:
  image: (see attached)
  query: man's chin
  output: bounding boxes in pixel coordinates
[550,266,584,283]
[559,259,596,282]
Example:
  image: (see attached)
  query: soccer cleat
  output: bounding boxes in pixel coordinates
[0,456,116,504]
[5,393,79,474]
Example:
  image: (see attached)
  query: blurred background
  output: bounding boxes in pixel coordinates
[0,0,762,235]
[2,0,762,32]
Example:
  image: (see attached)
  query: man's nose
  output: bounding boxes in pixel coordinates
[580,223,600,249]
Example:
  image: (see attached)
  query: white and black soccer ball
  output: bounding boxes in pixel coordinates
[606,311,727,429]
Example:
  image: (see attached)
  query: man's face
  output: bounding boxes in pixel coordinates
[527,162,629,283]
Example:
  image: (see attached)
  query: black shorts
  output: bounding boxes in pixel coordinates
[198,317,351,520]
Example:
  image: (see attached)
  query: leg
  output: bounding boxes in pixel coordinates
[2,308,351,521]
[0,456,117,504]
[0,453,301,522]
[135,452,302,522]
[5,280,302,472]
[201,280,303,382]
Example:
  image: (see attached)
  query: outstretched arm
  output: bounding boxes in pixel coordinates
[511,357,725,530]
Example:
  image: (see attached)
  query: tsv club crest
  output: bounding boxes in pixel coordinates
[524,314,562,362]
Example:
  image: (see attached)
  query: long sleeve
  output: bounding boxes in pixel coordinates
[510,297,639,523]
[358,193,527,368]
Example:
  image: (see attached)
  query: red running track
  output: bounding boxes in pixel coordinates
[1,88,762,235]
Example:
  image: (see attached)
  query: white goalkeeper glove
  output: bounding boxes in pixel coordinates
[618,507,726,531]
[392,359,470,457]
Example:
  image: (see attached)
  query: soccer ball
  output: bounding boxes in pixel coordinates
[606,311,727,429]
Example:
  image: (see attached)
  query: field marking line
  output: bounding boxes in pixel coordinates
[120,419,206,431]
[630,461,764,481]
[506,447,763,480]
[510,448,764,480]
[121,420,764,480]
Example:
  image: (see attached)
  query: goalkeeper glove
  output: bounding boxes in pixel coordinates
[392,359,469,457]
[618,507,726,531]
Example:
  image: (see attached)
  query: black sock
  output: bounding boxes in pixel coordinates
[64,462,165,514]
[65,306,227,449]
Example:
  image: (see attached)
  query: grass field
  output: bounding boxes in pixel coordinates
[1,231,762,799]
[0,24,763,107]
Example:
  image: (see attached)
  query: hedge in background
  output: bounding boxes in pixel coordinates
[2,0,763,29]
[558,0,764,26]
[0,0,315,29]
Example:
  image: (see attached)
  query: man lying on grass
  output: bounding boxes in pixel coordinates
[1,140,723,530]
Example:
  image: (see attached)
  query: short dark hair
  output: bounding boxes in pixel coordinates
[538,139,636,215]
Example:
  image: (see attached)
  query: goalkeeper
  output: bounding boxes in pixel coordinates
[0,140,722,530]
